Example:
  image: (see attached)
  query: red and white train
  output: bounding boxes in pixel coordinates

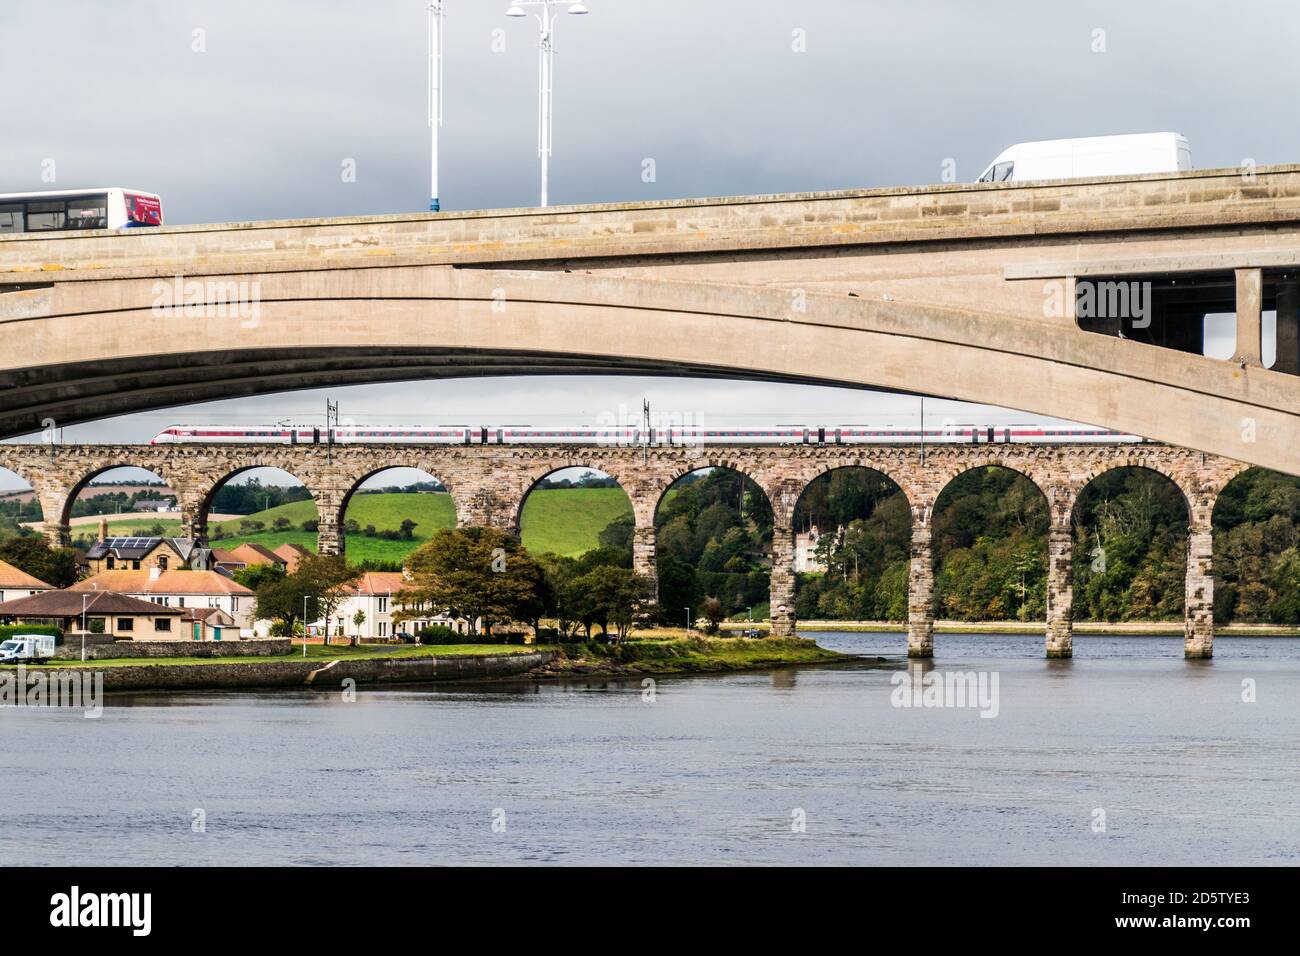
[150,424,1146,446]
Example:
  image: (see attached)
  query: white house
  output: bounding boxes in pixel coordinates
[0,559,54,604]
[321,571,469,641]
[70,567,257,636]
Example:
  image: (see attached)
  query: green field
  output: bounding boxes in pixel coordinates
[85,488,632,564]
[520,486,632,557]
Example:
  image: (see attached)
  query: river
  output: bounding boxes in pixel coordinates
[2,631,1298,866]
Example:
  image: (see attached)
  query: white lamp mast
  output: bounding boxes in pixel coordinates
[428,1,445,212]
[506,3,589,207]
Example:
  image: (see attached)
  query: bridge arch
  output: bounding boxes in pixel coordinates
[336,465,457,561]
[515,465,635,562]
[1209,467,1300,627]
[791,465,912,624]
[919,463,1052,655]
[653,464,776,630]
[1070,465,1194,654]
[199,464,321,553]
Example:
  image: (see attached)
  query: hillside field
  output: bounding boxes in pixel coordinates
[82,488,632,564]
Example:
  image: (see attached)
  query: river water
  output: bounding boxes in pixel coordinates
[2,631,1298,866]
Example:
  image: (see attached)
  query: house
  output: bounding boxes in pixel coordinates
[70,568,257,635]
[273,542,311,573]
[0,559,54,604]
[211,542,286,576]
[134,499,173,513]
[320,571,468,641]
[83,519,210,574]
[180,607,238,642]
[795,525,827,573]
[0,588,184,641]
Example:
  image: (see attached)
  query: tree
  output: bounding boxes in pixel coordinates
[273,517,291,531]
[568,565,650,642]
[232,562,285,591]
[396,527,545,636]
[255,554,360,643]
[399,518,418,540]
[352,609,366,645]
[698,596,726,634]
[296,554,362,643]
[0,536,79,588]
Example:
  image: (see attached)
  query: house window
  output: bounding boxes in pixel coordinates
[132,560,141,570]
[106,555,115,569]
[177,597,185,608]
[158,556,168,570]
[231,597,239,613]
[379,622,387,637]
[154,618,171,632]
[208,597,220,608]
[117,618,134,632]
[378,597,388,612]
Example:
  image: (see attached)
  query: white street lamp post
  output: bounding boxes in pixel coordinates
[505,2,589,207]
[303,594,312,657]
[428,1,445,211]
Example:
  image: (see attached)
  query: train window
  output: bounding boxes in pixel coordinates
[993,162,1014,182]
[24,200,66,231]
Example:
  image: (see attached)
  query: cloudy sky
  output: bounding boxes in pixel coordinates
[2,0,1298,486]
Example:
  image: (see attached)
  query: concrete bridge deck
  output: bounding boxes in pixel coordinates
[1,164,1298,473]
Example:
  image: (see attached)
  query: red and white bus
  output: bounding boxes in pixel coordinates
[0,188,163,233]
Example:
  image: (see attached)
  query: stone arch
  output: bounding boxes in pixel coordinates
[60,462,182,528]
[514,464,635,559]
[790,464,914,624]
[199,464,322,549]
[1071,463,1200,654]
[0,463,42,528]
[927,461,1054,646]
[336,464,457,558]
[1209,466,1300,628]
[653,463,777,631]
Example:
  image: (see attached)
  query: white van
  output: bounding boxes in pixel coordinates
[0,635,57,663]
[976,132,1192,183]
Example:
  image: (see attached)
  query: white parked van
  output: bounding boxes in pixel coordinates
[0,635,57,663]
[976,132,1192,183]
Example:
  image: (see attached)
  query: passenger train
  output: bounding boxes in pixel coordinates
[150,424,1145,446]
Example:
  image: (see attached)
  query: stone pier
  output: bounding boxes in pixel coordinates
[1045,525,1074,658]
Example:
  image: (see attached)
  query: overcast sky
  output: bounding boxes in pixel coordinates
[3,0,1298,488]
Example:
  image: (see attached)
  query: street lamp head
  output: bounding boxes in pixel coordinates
[568,3,590,13]
[505,5,527,16]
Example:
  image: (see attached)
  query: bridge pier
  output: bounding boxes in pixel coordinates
[907,522,934,658]
[1045,525,1074,658]
[36,486,71,548]
[1184,515,1216,659]
[769,527,796,637]
[632,524,658,601]
[1276,281,1299,375]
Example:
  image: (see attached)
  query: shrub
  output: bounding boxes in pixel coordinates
[0,623,62,645]
[300,519,320,533]
[418,624,462,645]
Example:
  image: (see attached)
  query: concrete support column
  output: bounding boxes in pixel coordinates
[1184,516,1215,659]
[1275,281,1299,375]
[907,522,934,658]
[769,526,796,637]
[1233,268,1263,367]
[632,523,658,601]
[1045,525,1074,658]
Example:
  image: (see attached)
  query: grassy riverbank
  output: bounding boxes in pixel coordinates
[18,636,849,686]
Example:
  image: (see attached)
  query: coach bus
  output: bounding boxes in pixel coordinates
[0,188,163,233]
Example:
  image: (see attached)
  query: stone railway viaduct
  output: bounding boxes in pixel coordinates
[0,441,1246,660]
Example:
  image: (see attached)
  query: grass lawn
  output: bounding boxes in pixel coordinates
[81,488,633,564]
[37,642,542,667]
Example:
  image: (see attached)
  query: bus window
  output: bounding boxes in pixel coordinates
[0,204,22,233]
[65,196,108,229]
[24,201,66,231]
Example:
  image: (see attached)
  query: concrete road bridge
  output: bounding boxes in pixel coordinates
[0,440,1246,659]
[1,165,1299,473]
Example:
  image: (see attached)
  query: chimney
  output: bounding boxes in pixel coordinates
[99,516,109,542]
[149,565,162,581]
